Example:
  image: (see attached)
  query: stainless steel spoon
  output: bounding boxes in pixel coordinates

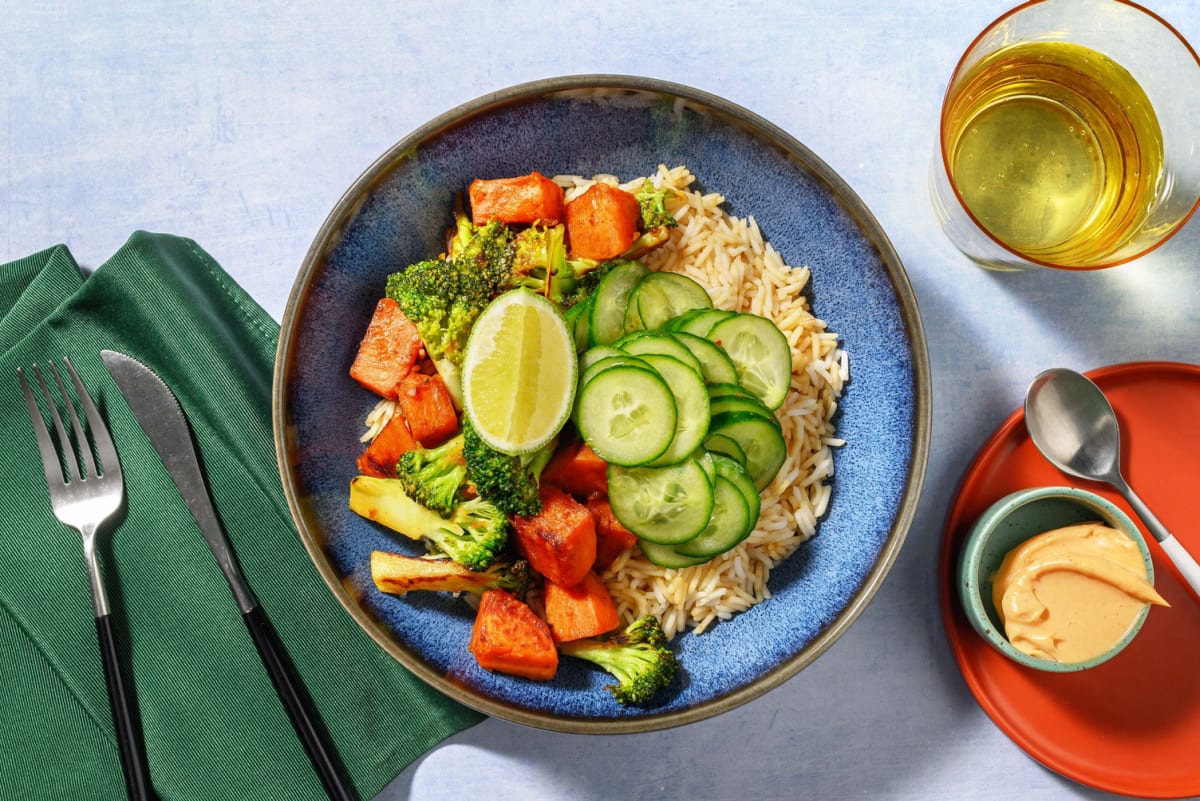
[1024,367,1200,601]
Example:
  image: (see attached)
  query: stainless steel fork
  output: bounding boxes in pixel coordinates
[18,358,153,801]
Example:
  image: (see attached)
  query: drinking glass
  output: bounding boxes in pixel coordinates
[931,0,1200,271]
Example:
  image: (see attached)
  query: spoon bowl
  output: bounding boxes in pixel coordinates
[1024,369,1122,482]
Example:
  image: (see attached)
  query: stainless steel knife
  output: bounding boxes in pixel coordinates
[101,349,356,801]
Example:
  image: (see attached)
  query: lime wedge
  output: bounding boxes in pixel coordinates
[462,289,578,455]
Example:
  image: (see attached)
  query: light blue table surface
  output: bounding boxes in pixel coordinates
[4,2,1198,800]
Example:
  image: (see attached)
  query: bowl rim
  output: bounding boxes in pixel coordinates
[958,485,1155,672]
[272,74,932,733]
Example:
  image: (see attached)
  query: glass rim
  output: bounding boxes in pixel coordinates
[937,0,1200,270]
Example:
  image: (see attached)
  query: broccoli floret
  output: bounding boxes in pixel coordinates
[428,496,510,571]
[450,218,602,308]
[385,257,493,370]
[395,433,467,517]
[461,417,556,517]
[384,253,497,405]
[508,223,615,308]
[507,224,579,302]
[348,475,509,571]
[371,551,531,598]
[617,180,680,260]
[635,180,678,230]
[558,615,680,705]
[452,215,517,296]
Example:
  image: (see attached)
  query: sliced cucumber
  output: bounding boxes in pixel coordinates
[666,307,735,337]
[706,382,756,400]
[707,313,793,410]
[614,330,703,375]
[622,291,646,335]
[607,458,714,545]
[695,450,717,485]
[573,353,651,426]
[703,432,747,467]
[589,261,648,346]
[710,453,761,524]
[564,297,593,353]
[630,272,714,332]
[578,353,653,390]
[708,411,787,491]
[637,539,709,569]
[671,331,739,385]
[675,475,752,558]
[579,344,627,373]
[708,394,780,427]
[638,354,710,466]
[576,365,676,466]
[661,307,705,332]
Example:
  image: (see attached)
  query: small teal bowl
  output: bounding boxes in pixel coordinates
[957,486,1156,672]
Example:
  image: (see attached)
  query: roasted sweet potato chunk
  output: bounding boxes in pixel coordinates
[469,172,565,226]
[349,298,422,399]
[469,589,558,680]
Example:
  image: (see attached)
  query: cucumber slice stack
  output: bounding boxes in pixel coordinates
[574,263,795,568]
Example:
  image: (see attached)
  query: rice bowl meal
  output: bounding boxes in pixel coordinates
[346,163,846,702]
[274,75,927,733]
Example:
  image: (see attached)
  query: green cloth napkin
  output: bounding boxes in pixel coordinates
[0,232,483,800]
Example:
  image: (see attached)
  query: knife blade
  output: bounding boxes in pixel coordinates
[100,350,256,612]
[100,349,357,801]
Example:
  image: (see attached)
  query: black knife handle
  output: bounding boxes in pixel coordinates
[242,604,358,801]
[95,614,154,801]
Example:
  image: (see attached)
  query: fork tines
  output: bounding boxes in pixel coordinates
[18,358,121,488]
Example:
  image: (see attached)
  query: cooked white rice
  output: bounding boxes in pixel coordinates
[554,165,847,639]
[360,398,398,442]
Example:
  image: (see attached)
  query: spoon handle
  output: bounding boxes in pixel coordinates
[1159,536,1200,602]
[1116,479,1200,602]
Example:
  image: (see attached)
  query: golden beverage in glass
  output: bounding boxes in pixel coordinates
[932,0,1200,271]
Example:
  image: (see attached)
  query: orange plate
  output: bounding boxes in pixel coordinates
[939,362,1200,798]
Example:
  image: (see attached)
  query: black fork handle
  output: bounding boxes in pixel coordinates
[242,604,358,801]
[95,613,154,801]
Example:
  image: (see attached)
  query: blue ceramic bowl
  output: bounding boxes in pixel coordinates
[274,76,930,732]
[957,486,1156,672]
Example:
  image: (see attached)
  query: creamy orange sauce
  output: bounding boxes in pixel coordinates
[991,522,1168,663]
